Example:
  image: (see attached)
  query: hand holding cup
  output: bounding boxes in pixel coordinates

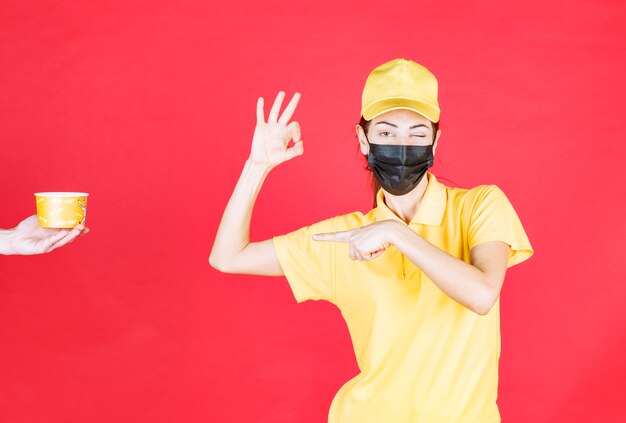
[6,214,89,255]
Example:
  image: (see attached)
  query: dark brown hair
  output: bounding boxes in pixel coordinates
[357,115,440,208]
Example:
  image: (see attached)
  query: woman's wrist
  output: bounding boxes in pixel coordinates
[0,228,16,255]
[245,157,272,175]
[385,220,411,247]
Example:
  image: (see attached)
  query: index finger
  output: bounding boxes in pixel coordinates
[278,92,301,125]
[312,229,351,243]
[256,96,265,124]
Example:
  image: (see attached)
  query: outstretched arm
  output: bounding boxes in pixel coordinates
[209,91,304,276]
[0,214,89,255]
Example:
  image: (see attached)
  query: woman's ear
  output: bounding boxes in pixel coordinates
[433,128,441,156]
[356,124,369,155]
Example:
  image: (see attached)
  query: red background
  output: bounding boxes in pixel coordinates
[1,1,625,422]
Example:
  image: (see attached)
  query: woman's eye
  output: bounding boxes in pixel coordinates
[379,132,426,137]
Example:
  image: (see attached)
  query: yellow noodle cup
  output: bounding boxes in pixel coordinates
[34,192,89,228]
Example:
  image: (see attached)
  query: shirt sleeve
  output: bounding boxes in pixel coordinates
[467,185,534,268]
[272,216,337,304]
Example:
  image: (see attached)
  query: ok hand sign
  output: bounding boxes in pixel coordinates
[312,220,397,261]
[249,91,303,171]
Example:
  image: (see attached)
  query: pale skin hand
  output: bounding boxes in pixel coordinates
[312,220,510,315]
[208,91,303,275]
[249,91,303,170]
[1,214,90,255]
[312,220,394,261]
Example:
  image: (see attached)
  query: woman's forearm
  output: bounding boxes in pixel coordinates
[388,223,491,315]
[209,158,271,270]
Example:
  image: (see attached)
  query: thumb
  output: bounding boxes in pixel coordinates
[287,120,301,142]
[284,139,304,161]
[368,249,385,260]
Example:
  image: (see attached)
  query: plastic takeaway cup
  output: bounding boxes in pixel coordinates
[34,192,89,228]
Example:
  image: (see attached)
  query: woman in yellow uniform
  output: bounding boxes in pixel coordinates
[210,58,534,423]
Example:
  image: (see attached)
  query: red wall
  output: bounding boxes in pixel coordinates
[1,1,625,422]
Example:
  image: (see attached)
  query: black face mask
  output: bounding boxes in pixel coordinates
[366,136,434,196]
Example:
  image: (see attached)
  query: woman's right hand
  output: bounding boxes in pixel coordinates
[249,91,303,171]
[5,214,89,255]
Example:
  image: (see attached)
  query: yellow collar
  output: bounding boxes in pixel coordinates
[374,172,447,226]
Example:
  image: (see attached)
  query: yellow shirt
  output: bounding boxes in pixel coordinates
[272,171,534,423]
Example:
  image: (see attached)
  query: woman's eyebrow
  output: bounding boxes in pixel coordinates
[375,121,429,129]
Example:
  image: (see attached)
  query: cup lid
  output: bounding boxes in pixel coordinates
[34,192,89,196]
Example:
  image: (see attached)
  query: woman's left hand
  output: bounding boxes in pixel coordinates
[312,220,399,261]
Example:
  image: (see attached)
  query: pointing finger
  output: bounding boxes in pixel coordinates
[312,230,352,243]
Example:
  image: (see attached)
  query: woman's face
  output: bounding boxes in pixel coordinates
[356,108,440,155]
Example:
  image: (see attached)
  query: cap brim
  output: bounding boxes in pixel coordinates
[362,97,440,122]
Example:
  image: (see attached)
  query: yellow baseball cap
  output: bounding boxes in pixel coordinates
[361,58,441,123]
